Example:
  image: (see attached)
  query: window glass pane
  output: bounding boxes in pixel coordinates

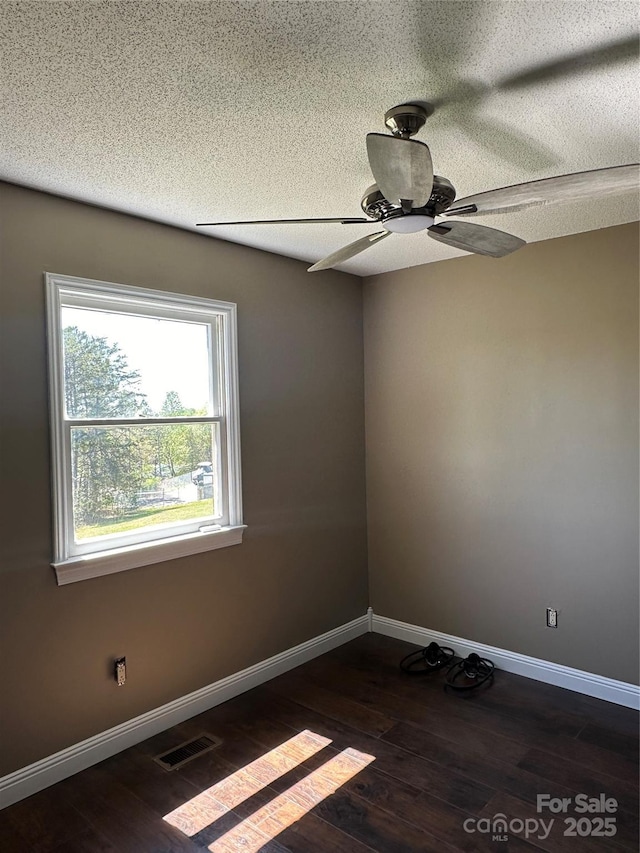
[70,423,220,541]
[62,307,212,418]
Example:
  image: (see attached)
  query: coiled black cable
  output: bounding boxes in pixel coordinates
[444,652,494,691]
[399,641,455,674]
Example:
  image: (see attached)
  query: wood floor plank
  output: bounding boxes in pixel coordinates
[48,827,119,853]
[287,656,536,763]
[320,638,639,782]
[265,670,397,737]
[218,694,506,853]
[344,763,539,852]
[205,819,292,853]
[301,652,633,782]
[179,715,300,782]
[525,731,638,785]
[252,687,497,814]
[411,789,540,853]
[185,752,373,853]
[0,815,38,853]
[526,683,640,738]
[517,747,640,816]
[187,785,285,849]
[192,804,294,853]
[277,811,378,853]
[219,758,377,853]
[577,722,639,760]
[381,719,585,809]
[331,635,639,736]
[97,744,202,816]
[265,739,534,850]
[201,773,451,853]
[165,729,334,841]
[0,782,92,852]
[602,806,640,851]
[170,750,240,800]
[325,637,589,737]
[312,787,462,853]
[56,764,201,853]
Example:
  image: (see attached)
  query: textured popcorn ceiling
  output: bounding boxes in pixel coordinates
[1,1,638,276]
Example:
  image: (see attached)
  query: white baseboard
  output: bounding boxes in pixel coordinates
[372,613,640,711]
[0,614,368,810]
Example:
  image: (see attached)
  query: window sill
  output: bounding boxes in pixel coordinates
[52,525,246,585]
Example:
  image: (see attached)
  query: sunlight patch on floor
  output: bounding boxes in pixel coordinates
[207,746,375,852]
[163,729,331,837]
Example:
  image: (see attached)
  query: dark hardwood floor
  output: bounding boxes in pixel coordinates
[1,633,638,852]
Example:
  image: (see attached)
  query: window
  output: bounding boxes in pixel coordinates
[45,273,244,584]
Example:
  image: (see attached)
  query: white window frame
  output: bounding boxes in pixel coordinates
[45,273,244,585]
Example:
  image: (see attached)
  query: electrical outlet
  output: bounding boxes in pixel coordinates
[546,608,558,628]
[115,657,126,686]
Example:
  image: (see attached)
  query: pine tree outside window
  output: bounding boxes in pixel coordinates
[45,274,244,584]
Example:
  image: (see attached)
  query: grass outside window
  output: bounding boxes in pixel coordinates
[76,499,213,539]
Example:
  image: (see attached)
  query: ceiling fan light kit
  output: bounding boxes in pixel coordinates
[382,214,435,233]
[196,101,639,273]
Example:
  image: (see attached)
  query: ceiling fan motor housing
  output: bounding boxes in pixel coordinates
[361,175,457,225]
[427,176,457,214]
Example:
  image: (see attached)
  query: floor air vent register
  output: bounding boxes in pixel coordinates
[153,733,222,771]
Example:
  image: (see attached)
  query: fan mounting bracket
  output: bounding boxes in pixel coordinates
[384,103,428,138]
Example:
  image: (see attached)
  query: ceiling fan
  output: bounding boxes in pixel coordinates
[196,103,639,272]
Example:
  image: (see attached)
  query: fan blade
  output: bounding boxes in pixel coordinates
[196,217,370,226]
[366,133,433,210]
[443,164,640,217]
[428,221,525,257]
[308,231,391,272]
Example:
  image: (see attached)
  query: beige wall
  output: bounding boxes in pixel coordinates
[0,182,368,775]
[364,222,639,684]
